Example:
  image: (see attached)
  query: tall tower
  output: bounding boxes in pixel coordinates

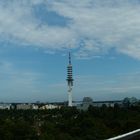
[67,52,74,107]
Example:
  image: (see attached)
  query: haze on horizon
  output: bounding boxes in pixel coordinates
[0,0,140,102]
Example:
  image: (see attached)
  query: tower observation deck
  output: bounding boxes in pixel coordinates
[67,52,73,106]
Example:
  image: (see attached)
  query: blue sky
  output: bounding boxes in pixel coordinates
[0,0,140,102]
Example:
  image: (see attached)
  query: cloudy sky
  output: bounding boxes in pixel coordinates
[0,0,140,102]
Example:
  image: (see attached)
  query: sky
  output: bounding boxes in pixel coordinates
[1,0,140,102]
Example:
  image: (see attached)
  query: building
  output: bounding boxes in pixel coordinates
[93,100,122,107]
[16,104,33,110]
[76,97,94,110]
[123,97,138,107]
[76,97,123,110]
[16,104,39,110]
[0,103,11,110]
[39,104,59,110]
[32,104,39,109]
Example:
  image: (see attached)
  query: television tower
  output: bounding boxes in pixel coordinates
[67,52,74,107]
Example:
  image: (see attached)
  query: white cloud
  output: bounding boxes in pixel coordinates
[0,0,76,49]
[1,0,140,59]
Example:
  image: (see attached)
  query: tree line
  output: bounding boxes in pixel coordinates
[0,105,140,140]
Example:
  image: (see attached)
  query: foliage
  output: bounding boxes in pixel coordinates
[0,106,140,140]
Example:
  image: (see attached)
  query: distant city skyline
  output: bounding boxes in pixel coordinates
[0,0,140,102]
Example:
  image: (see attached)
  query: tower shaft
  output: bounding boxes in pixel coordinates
[68,85,72,106]
[67,52,73,107]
